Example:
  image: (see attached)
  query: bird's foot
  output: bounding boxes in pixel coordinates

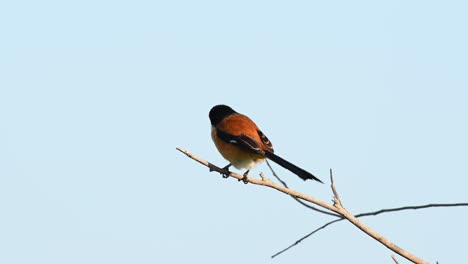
[221,164,232,178]
[238,170,249,184]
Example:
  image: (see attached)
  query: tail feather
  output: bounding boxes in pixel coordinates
[265,151,323,183]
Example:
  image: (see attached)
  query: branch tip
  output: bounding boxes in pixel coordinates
[329,169,342,208]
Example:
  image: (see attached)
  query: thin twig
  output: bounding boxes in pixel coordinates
[330,169,343,208]
[271,218,342,258]
[266,160,341,217]
[273,202,468,258]
[392,255,400,264]
[177,147,428,264]
[272,219,343,258]
[356,203,468,217]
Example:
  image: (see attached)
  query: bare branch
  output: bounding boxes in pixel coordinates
[392,255,401,264]
[176,147,337,212]
[177,147,428,264]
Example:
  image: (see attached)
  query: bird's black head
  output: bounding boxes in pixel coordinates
[209,105,237,126]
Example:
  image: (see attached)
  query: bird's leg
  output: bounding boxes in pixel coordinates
[221,164,232,178]
[239,170,249,184]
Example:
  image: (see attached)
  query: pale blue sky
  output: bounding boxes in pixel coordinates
[1,1,467,263]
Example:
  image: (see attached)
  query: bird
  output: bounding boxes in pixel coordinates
[209,104,322,183]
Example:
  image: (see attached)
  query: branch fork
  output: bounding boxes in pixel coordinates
[177,147,435,264]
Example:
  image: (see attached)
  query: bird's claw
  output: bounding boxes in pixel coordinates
[221,164,231,178]
[239,171,249,184]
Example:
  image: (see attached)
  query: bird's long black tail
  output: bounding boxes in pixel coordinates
[264,151,323,183]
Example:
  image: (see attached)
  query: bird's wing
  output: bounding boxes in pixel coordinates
[257,129,274,153]
[216,129,265,155]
